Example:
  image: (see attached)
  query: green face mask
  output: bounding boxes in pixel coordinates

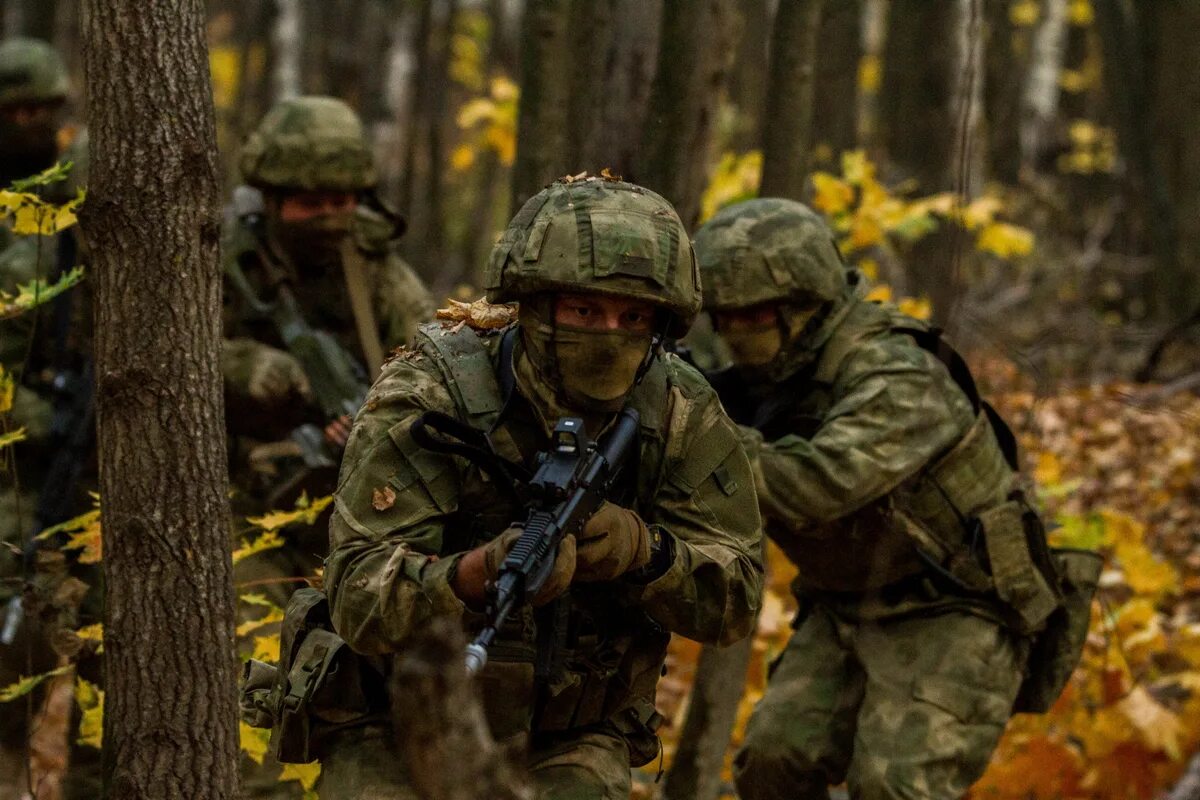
[267,210,355,275]
[520,314,652,414]
[722,324,782,367]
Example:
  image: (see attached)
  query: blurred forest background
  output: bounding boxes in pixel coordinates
[4,0,1200,798]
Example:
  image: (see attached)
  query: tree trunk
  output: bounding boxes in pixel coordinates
[586,0,664,178]
[637,0,738,229]
[79,1,237,797]
[660,636,754,800]
[727,0,771,152]
[983,0,1025,184]
[1135,0,1200,320]
[1020,0,1068,171]
[811,0,862,163]
[566,0,617,172]
[759,0,825,199]
[857,0,888,155]
[881,0,984,328]
[511,0,573,208]
[20,0,55,39]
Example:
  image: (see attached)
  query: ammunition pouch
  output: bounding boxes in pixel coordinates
[237,587,386,764]
[1014,548,1102,713]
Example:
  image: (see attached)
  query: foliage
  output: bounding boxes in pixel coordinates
[450,75,519,172]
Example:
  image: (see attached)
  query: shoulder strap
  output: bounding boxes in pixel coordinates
[340,239,385,379]
[416,322,506,430]
[895,325,1020,470]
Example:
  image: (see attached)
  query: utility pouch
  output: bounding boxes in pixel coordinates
[240,658,279,729]
[609,700,665,768]
[979,499,1061,634]
[269,588,386,763]
[1014,547,1102,713]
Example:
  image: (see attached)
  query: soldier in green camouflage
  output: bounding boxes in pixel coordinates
[693,199,1061,800]
[314,177,763,798]
[223,96,434,447]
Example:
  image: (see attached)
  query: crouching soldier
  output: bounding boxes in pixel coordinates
[246,177,764,799]
[693,198,1099,800]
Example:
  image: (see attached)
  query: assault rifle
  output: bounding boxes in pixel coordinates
[227,186,368,468]
[410,407,641,674]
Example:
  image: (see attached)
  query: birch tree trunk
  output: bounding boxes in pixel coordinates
[79,0,237,796]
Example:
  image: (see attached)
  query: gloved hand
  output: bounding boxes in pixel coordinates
[247,347,310,402]
[481,526,576,606]
[574,502,651,582]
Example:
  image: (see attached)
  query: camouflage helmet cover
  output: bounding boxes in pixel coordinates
[239,96,376,191]
[485,177,700,336]
[694,197,846,311]
[0,38,69,107]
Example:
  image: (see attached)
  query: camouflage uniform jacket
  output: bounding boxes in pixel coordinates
[727,284,1016,614]
[222,205,436,387]
[326,322,763,742]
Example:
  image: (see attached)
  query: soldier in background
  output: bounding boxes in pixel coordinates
[693,199,1089,800]
[222,96,436,571]
[0,37,97,800]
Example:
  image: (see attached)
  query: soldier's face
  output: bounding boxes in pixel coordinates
[714,303,784,367]
[714,303,779,333]
[553,293,656,335]
[275,191,357,223]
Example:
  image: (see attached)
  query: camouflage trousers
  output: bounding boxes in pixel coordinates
[734,603,1026,800]
[316,724,632,799]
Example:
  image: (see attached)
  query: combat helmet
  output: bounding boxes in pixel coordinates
[239,96,376,192]
[485,176,700,337]
[694,198,846,311]
[0,38,69,108]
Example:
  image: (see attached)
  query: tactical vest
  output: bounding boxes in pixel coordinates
[409,323,675,760]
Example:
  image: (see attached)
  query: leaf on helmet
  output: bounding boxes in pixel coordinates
[436,297,518,331]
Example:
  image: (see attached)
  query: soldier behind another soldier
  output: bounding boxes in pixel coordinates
[273,177,764,798]
[222,95,436,572]
[694,199,1089,800]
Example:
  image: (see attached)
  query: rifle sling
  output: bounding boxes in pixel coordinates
[340,238,385,380]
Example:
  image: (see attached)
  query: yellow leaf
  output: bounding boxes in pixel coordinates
[0,427,25,449]
[1035,452,1063,485]
[1176,624,1200,669]
[232,531,284,566]
[847,213,884,251]
[841,150,874,186]
[1010,0,1041,27]
[1067,0,1094,25]
[1059,68,1090,93]
[865,285,893,304]
[74,677,103,749]
[858,258,879,281]
[0,664,72,702]
[456,97,497,129]
[810,172,854,216]
[209,45,241,111]
[857,54,882,94]
[240,721,270,765]
[897,296,932,321]
[699,151,762,223]
[961,196,1004,230]
[252,634,280,662]
[450,143,475,172]
[1120,686,1183,760]
[237,607,284,638]
[491,75,519,103]
[977,222,1035,259]
[74,623,104,654]
[1116,541,1178,598]
[0,364,13,413]
[1069,119,1100,147]
[280,762,321,791]
[246,495,333,533]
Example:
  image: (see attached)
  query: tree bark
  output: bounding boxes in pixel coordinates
[661,636,754,800]
[1136,0,1200,320]
[636,0,738,229]
[983,0,1025,183]
[79,1,237,797]
[511,0,573,209]
[727,0,771,152]
[759,0,825,199]
[812,0,862,162]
